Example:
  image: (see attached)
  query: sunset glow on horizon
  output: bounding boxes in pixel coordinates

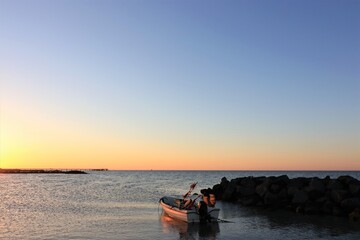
[1,0,359,171]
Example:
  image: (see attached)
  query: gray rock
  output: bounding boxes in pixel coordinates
[327,179,344,190]
[288,177,309,189]
[264,192,279,206]
[240,177,256,188]
[287,186,299,196]
[270,184,281,193]
[349,183,360,196]
[256,181,270,197]
[292,190,309,204]
[305,202,320,214]
[341,198,360,212]
[332,205,346,216]
[331,189,349,204]
[222,181,236,201]
[306,178,326,200]
[321,201,334,214]
[349,208,360,221]
[236,185,256,197]
[338,175,359,185]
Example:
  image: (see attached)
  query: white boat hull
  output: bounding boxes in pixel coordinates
[160,196,220,223]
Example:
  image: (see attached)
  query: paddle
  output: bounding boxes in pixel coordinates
[183,182,197,199]
[214,217,234,223]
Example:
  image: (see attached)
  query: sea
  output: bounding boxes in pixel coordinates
[1,171,360,240]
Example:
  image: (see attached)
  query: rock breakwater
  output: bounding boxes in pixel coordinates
[206,175,360,220]
[0,169,87,174]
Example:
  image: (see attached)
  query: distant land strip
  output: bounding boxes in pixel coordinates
[0,169,90,174]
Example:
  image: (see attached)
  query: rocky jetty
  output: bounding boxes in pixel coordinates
[205,175,360,220]
[0,169,87,174]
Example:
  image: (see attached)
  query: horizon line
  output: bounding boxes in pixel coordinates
[1,168,359,172]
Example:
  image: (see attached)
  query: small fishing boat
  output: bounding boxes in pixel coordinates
[159,196,220,223]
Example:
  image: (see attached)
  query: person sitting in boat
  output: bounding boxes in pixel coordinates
[200,188,216,207]
[182,197,195,209]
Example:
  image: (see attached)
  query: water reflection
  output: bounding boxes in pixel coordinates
[218,201,360,238]
[160,213,220,239]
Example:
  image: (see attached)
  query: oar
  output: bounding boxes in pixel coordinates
[214,217,234,223]
[183,182,198,199]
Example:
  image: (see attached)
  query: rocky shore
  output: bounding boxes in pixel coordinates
[0,169,87,174]
[205,175,360,221]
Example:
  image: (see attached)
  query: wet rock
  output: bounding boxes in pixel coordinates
[212,184,223,199]
[327,179,344,190]
[349,208,360,222]
[321,201,334,214]
[212,175,359,218]
[304,201,321,214]
[236,185,256,197]
[287,186,299,197]
[349,183,360,196]
[306,178,326,200]
[270,184,281,194]
[264,192,279,206]
[332,205,346,216]
[255,181,270,197]
[240,177,256,188]
[341,198,360,212]
[220,177,229,188]
[338,175,358,185]
[331,189,349,204]
[292,190,309,205]
[254,176,267,185]
[275,175,290,185]
[288,177,309,189]
[222,180,236,201]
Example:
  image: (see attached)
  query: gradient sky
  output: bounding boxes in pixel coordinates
[0,0,359,170]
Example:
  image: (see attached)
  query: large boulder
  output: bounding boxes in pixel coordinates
[292,190,309,205]
[288,177,309,189]
[327,179,344,190]
[349,183,360,196]
[341,198,360,213]
[220,177,229,188]
[236,185,256,197]
[332,205,346,216]
[240,177,256,188]
[270,184,282,194]
[212,184,223,200]
[304,201,321,214]
[349,208,360,222]
[273,175,290,186]
[210,175,360,218]
[221,180,236,201]
[321,200,334,214]
[306,178,326,200]
[331,189,349,204]
[338,175,359,185]
[263,192,279,207]
[256,181,270,197]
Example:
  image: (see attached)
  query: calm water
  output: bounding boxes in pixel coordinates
[1,171,360,240]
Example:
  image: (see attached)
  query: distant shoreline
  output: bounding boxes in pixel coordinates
[0,169,88,174]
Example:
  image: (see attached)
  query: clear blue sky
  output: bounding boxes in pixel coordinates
[0,0,359,170]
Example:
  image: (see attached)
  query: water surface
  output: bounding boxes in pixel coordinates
[1,171,360,239]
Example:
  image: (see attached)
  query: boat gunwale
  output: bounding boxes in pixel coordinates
[160,197,220,216]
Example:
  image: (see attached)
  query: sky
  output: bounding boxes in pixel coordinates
[0,0,359,170]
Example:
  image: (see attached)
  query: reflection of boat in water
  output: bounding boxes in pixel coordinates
[160,213,220,239]
[160,196,220,223]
